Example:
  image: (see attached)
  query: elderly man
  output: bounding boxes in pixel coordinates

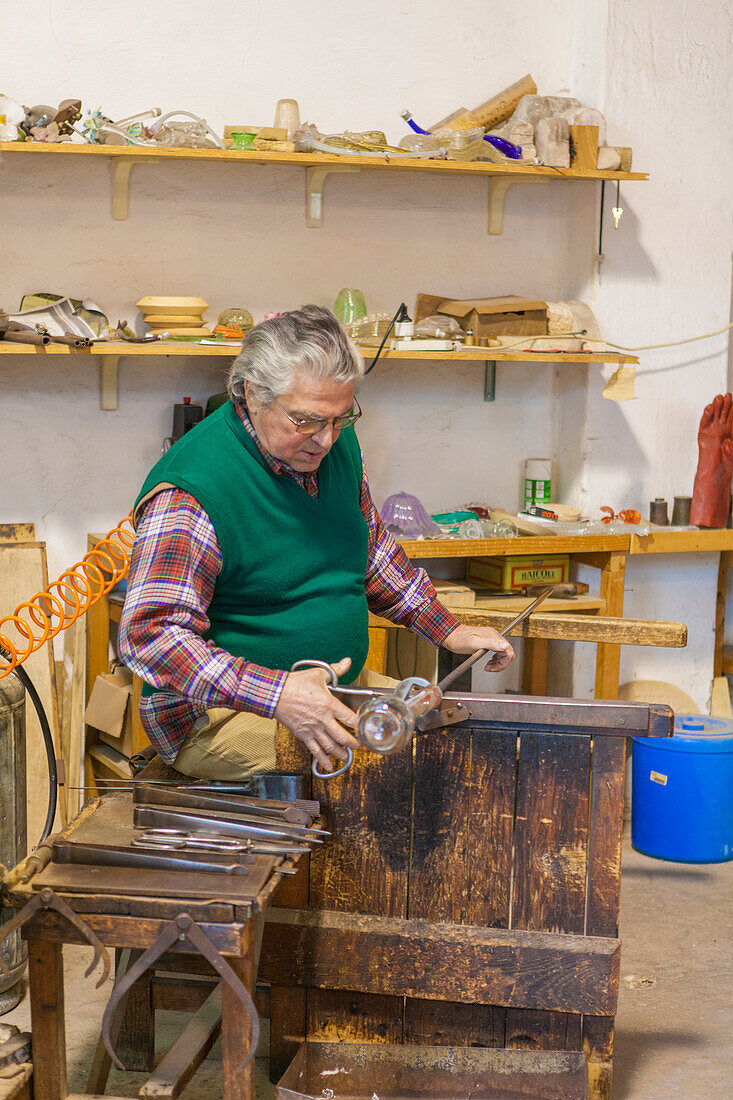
[119,305,514,777]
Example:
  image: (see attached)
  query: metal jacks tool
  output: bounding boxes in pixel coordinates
[296,585,555,780]
[0,888,110,988]
[102,912,259,1073]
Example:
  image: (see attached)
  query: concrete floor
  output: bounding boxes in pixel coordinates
[2,837,731,1098]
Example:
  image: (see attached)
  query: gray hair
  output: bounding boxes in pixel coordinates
[227,304,364,407]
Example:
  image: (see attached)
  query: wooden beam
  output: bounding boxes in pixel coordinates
[260,908,620,1016]
[368,611,687,648]
[594,552,626,699]
[139,984,222,1099]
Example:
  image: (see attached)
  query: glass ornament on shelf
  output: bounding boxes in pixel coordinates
[380,492,442,539]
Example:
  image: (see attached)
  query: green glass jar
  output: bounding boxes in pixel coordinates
[333,288,367,325]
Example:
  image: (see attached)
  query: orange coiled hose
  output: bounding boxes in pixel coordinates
[0,514,136,678]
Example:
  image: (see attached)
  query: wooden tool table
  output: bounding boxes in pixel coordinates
[392,528,733,698]
[4,794,299,1100]
[262,690,673,1100]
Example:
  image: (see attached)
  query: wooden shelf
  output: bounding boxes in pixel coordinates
[0,341,637,364]
[400,534,631,558]
[0,140,648,231]
[0,341,238,357]
[0,139,649,179]
[0,339,638,410]
[630,529,733,554]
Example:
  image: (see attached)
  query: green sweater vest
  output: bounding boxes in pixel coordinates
[134,402,370,696]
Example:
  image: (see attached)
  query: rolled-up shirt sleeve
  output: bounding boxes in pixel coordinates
[117,489,287,716]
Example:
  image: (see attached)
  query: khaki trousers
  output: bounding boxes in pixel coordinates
[173,668,399,780]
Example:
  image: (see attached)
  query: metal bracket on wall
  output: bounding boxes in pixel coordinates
[111,156,160,221]
[99,355,120,410]
[305,165,361,228]
[483,361,496,402]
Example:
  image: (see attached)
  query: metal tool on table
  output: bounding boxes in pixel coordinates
[0,888,110,988]
[133,806,321,850]
[102,912,259,1073]
[296,585,555,780]
[132,782,316,825]
[53,838,252,876]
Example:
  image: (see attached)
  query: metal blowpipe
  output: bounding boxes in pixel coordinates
[436,584,555,692]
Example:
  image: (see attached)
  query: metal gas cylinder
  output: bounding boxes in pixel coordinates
[0,674,27,1013]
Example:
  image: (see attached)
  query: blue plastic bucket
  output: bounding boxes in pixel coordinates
[632,715,733,863]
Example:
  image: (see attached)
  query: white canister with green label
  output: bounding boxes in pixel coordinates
[523,458,552,509]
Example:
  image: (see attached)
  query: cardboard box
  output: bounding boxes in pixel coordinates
[83,667,133,758]
[415,294,548,339]
[467,555,570,591]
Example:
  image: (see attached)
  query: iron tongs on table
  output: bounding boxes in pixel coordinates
[297,584,555,780]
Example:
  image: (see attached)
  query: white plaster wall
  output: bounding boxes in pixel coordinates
[561,0,733,706]
[1,0,731,708]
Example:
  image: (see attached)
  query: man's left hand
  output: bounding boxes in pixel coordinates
[442,624,515,672]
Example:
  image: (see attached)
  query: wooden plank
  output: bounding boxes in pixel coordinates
[505,1009,582,1051]
[510,734,591,933]
[594,552,626,700]
[371,609,687,647]
[269,846,309,1082]
[0,137,650,180]
[115,948,154,1072]
[714,551,731,677]
[630,529,733,553]
[522,637,549,695]
[710,675,732,717]
[0,543,64,845]
[306,749,411,1047]
[582,1013,615,1100]
[468,729,518,931]
[85,947,133,1094]
[19,910,249,955]
[0,523,35,543]
[400,534,630,559]
[139,983,222,1099]
[474,596,604,613]
[408,726,472,923]
[62,619,85,816]
[27,939,66,1100]
[404,725,514,1046]
[260,909,620,1015]
[365,625,388,673]
[582,733,627,1099]
[507,731,591,1056]
[221,942,255,1100]
[0,340,637,365]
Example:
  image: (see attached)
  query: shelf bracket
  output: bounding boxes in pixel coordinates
[99,356,120,410]
[305,165,361,228]
[487,176,544,235]
[112,155,160,221]
[483,361,496,402]
[487,179,514,235]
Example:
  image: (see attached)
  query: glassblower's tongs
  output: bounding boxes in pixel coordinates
[294,584,555,780]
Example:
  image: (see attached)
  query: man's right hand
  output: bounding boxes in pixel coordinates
[274,657,359,773]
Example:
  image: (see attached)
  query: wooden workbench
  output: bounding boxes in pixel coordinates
[395,527,733,698]
[262,690,673,1100]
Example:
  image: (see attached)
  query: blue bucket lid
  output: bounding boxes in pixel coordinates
[637,713,733,753]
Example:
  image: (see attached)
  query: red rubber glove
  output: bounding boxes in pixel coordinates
[690,393,733,527]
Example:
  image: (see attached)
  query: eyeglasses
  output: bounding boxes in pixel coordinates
[274,394,362,436]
